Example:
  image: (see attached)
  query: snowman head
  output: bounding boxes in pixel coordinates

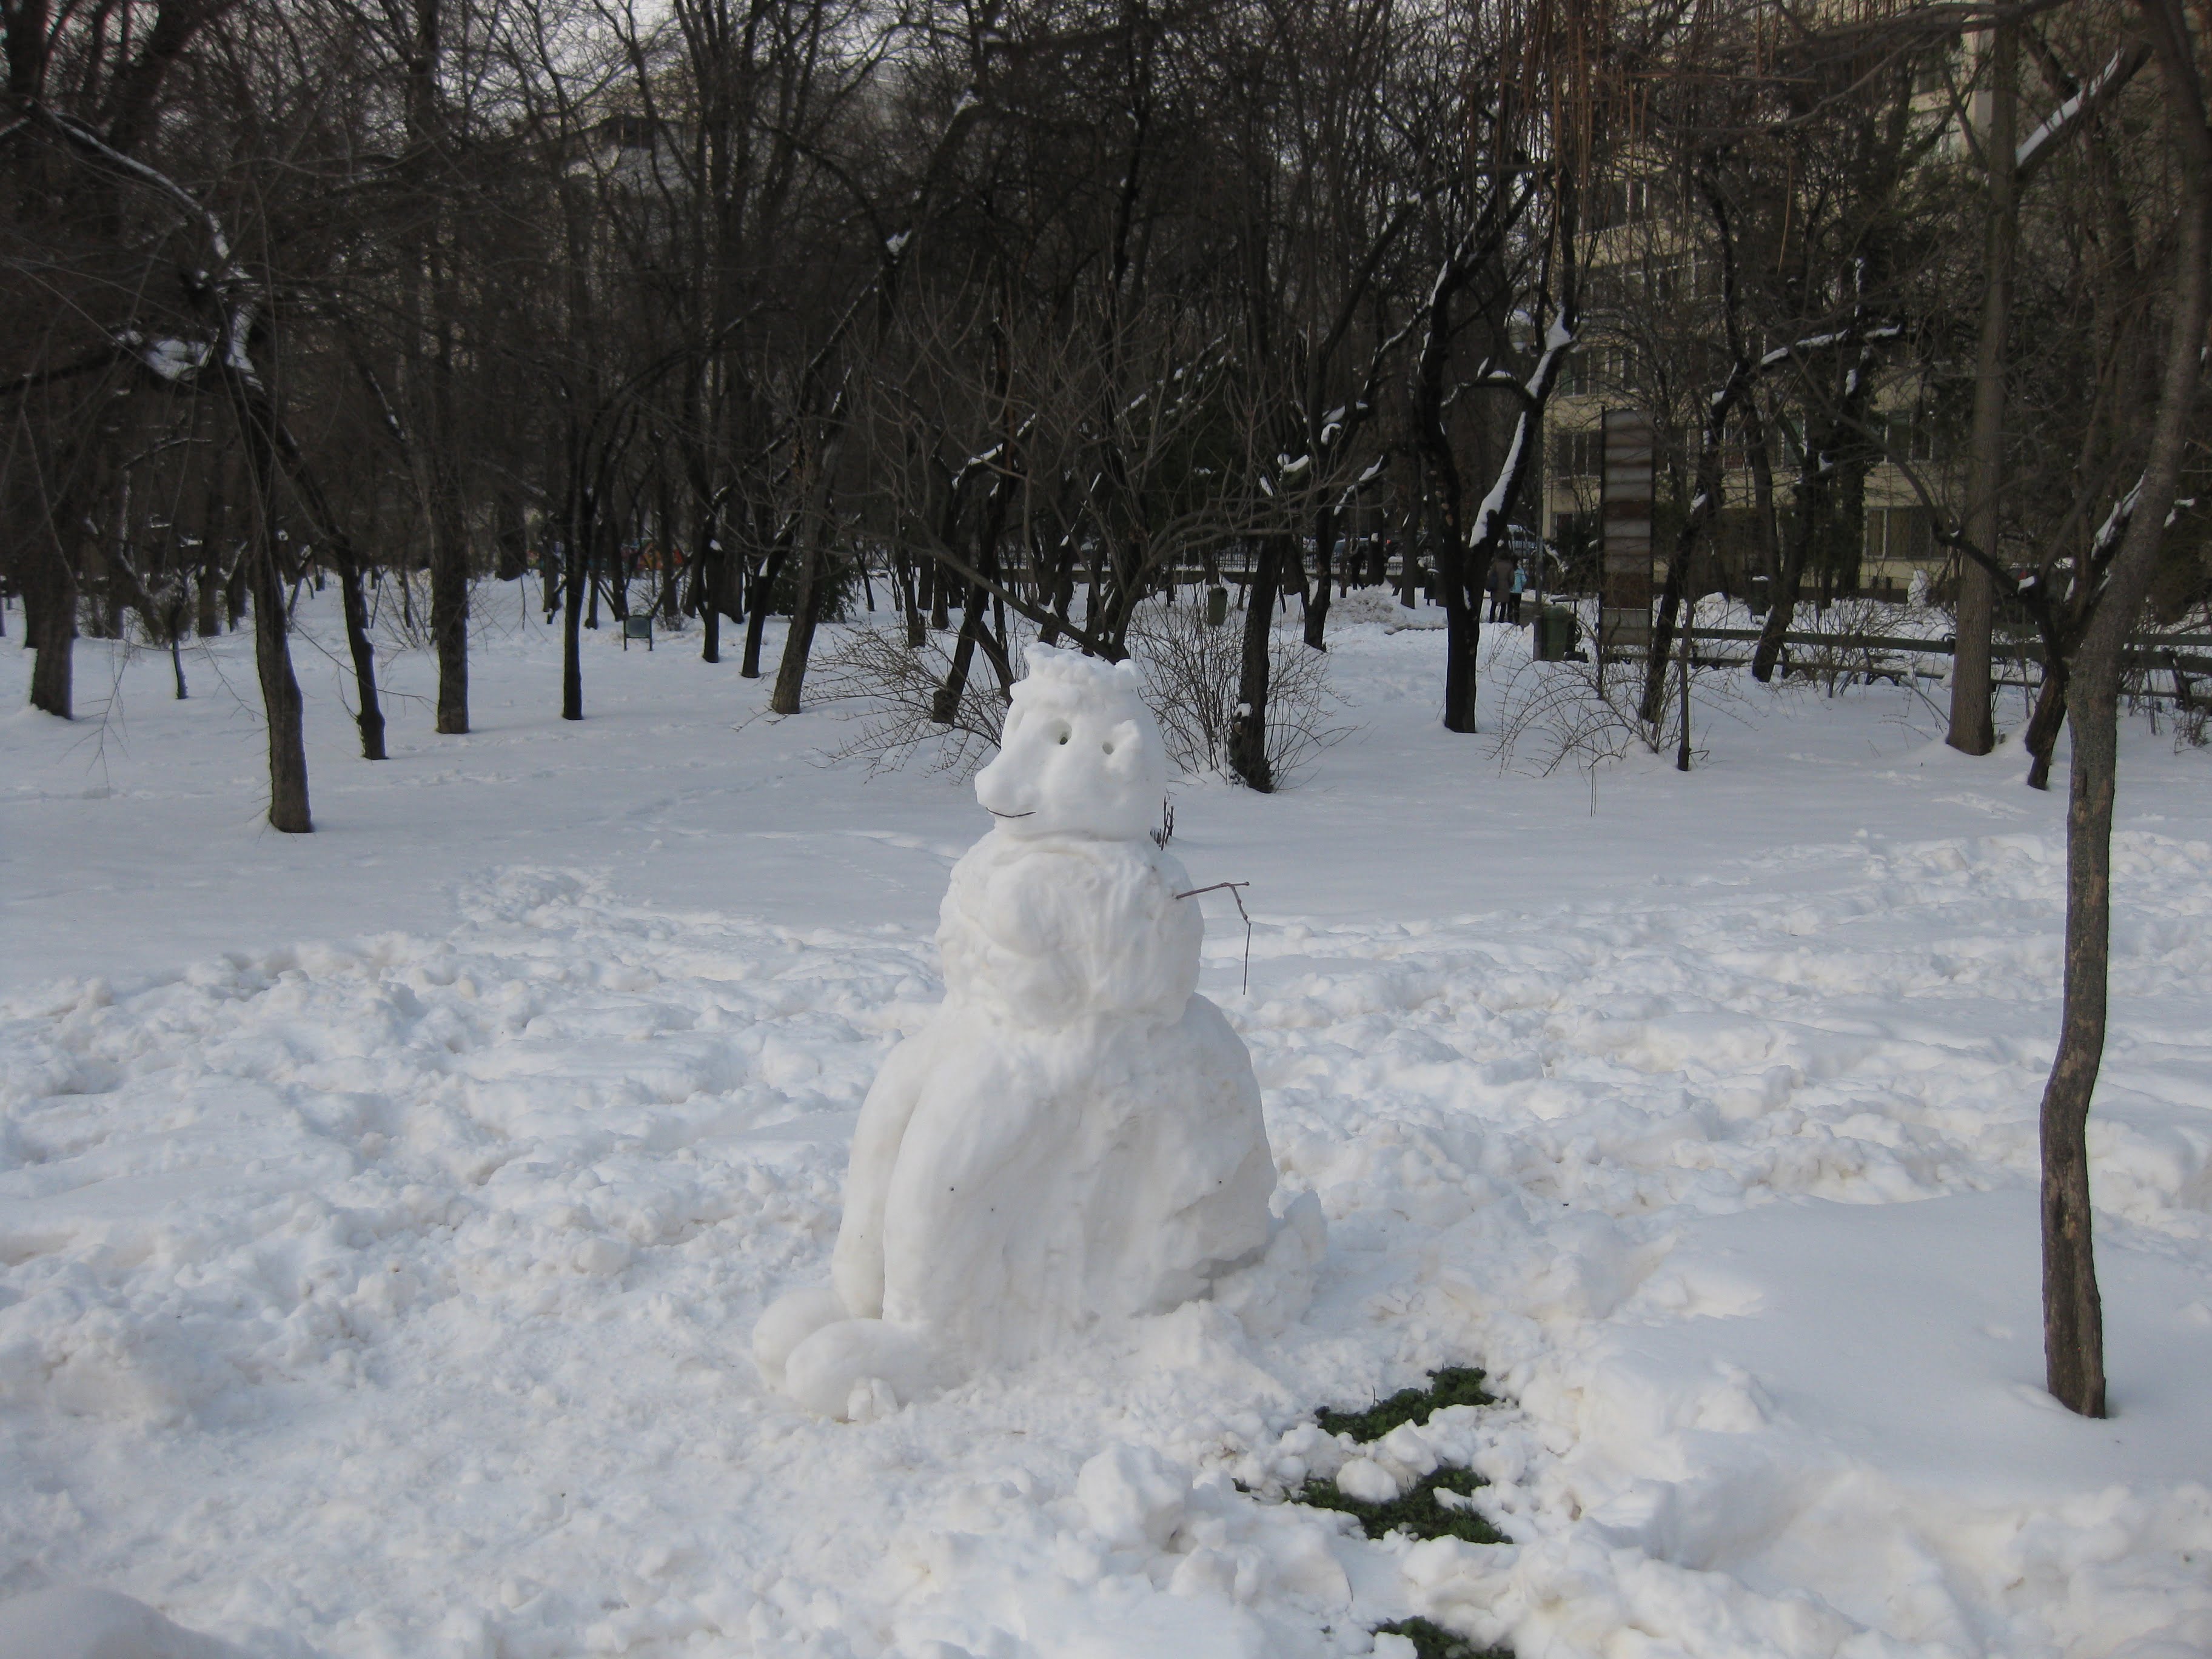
[974,645,1165,841]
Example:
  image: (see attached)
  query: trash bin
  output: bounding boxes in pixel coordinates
[1533,606,1578,662]
[1206,585,1230,627]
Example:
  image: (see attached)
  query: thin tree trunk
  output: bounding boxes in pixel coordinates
[694,506,727,663]
[2024,666,2066,789]
[25,542,76,717]
[934,577,986,722]
[770,422,845,715]
[196,460,226,638]
[742,543,785,678]
[431,498,469,732]
[237,418,312,833]
[2041,654,2113,1417]
[1228,534,1284,791]
[1439,537,1480,732]
[1949,18,2019,757]
[562,485,589,721]
[2038,0,2211,1416]
[332,540,386,760]
[1642,541,1687,725]
[1754,417,1833,683]
[1304,502,1335,648]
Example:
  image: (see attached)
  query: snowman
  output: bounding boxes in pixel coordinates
[753,645,1280,1418]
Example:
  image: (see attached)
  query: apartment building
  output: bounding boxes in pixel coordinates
[1538,37,1976,605]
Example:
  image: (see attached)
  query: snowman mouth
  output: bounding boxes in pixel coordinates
[987,809,1036,819]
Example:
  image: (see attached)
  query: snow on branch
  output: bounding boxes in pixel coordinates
[1468,307,1574,553]
[2016,42,2150,181]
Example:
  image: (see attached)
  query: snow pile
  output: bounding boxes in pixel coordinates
[1325,589,1444,631]
[757,648,1282,1417]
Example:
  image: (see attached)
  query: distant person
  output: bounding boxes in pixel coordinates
[1508,560,1527,623]
[1487,556,1512,622]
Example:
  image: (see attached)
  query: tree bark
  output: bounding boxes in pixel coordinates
[1949,18,2019,757]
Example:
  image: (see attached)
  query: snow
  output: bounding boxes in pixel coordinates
[757,649,1279,1413]
[2,593,2211,1658]
[0,1586,245,1658]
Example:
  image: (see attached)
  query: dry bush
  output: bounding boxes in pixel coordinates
[1125,595,1341,784]
[1778,595,1943,694]
[814,596,1342,785]
[1489,605,1748,776]
[811,622,1013,777]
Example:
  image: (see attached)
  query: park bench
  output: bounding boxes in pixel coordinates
[622,614,653,651]
[2164,649,2212,712]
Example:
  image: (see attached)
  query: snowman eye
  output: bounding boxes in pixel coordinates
[1101,739,1116,754]
[1054,725,1071,745]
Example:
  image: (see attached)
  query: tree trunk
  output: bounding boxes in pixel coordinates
[1642,546,1686,725]
[196,460,226,638]
[1949,18,2019,757]
[1304,502,1334,649]
[2023,666,2066,790]
[934,578,985,723]
[332,541,387,761]
[2036,0,2211,1416]
[562,492,589,721]
[239,441,312,833]
[741,543,785,679]
[1228,535,1284,791]
[692,509,724,663]
[1754,415,1835,682]
[1439,539,1480,732]
[25,543,77,718]
[2041,655,2113,1416]
[769,537,824,714]
[431,501,469,732]
[770,423,845,716]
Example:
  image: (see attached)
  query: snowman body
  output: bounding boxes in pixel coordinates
[755,648,1276,1413]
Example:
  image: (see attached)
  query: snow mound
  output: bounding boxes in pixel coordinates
[1326,589,1444,631]
[0,1589,244,1659]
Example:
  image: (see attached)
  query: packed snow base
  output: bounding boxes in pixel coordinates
[2,602,2211,1659]
[757,648,1281,1418]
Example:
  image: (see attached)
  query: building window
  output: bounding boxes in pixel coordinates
[1550,426,1606,479]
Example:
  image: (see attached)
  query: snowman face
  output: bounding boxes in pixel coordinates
[974,648,1165,841]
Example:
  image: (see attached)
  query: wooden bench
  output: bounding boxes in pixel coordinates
[2165,649,2212,710]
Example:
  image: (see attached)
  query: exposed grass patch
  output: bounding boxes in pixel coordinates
[1293,1465,1504,1546]
[1372,1615,1513,1658]
[1315,1366,1495,1442]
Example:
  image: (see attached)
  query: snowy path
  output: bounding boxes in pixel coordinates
[4,605,2211,1657]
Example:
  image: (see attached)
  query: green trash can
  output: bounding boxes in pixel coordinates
[1205,585,1230,627]
[1533,606,1578,662]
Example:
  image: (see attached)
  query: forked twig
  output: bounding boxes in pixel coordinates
[1175,881,1254,993]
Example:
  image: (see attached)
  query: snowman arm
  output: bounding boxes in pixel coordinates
[831,1030,934,1318]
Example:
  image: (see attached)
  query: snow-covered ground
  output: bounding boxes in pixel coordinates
[3,591,2210,1659]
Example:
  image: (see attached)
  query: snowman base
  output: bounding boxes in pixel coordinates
[754,1287,942,1421]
